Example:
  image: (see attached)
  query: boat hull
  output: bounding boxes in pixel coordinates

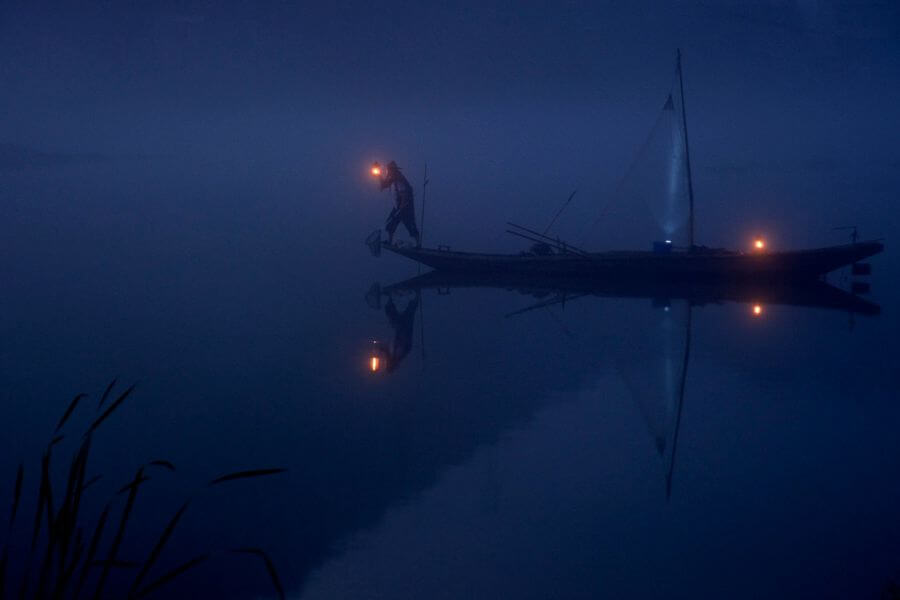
[383,241,883,281]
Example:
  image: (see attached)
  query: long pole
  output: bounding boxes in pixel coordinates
[506,222,589,256]
[677,49,696,249]
[419,162,429,249]
[542,189,578,236]
[418,290,426,369]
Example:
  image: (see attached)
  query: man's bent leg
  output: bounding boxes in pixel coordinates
[401,210,420,247]
[385,211,401,244]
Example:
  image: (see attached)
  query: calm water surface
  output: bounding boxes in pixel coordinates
[1,159,899,599]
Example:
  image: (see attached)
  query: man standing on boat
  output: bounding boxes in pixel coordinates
[377,160,420,247]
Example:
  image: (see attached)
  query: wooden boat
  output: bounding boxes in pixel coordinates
[381,239,884,282]
[373,50,884,281]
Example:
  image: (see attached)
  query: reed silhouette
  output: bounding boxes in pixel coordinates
[0,381,286,600]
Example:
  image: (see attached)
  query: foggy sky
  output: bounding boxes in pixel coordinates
[2,1,899,249]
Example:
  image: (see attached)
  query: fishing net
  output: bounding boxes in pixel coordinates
[629,94,691,243]
[580,80,692,249]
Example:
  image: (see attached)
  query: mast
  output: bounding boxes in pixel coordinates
[676,49,696,249]
[419,162,428,249]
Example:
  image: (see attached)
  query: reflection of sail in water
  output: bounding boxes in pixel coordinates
[616,300,691,497]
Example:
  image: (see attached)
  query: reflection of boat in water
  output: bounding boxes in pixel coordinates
[373,50,884,280]
[372,268,880,497]
[378,269,881,316]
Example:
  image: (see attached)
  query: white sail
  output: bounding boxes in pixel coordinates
[618,94,691,245]
[581,53,694,249]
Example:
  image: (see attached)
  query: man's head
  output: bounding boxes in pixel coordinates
[379,160,402,190]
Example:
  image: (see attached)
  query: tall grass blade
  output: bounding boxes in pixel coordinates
[127,501,190,598]
[30,454,51,551]
[147,461,175,472]
[0,550,7,600]
[207,469,286,486]
[89,560,139,569]
[32,445,60,599]
[80,476,102,494]
[97,379,117,411]
[42,451,55,541]
[36,450,62,598]
[87,384,136,436]
[116,475,151,495]
[55,393,87,434]
[1,464,23,599]
[94,467,143,600]
[52,528,83,600]
[57,436,91,575]
[8,464,23,533]
[17,558,31,600]
[230,548,285,600]
[73,504,109,600]
[132,555,208,600]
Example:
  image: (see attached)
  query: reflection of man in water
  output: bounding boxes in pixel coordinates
[372,296,418,373]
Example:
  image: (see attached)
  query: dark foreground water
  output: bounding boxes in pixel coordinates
[1,158,899,599]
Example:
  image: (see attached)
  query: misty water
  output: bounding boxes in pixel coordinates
[1,148,898,599]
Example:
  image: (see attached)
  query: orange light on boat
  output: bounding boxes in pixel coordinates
[370,355,380,372]
[754,238,766,250]
[370,162,382,177]
[752,304,763,316]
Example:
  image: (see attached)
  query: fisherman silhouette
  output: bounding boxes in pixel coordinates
[371,295,418,373]
[379,160,420,246]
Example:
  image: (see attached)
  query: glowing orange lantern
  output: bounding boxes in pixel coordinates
[752,304,763,316]
[753,238,765,251]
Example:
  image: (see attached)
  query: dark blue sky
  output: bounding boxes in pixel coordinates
[3,1,898,110]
